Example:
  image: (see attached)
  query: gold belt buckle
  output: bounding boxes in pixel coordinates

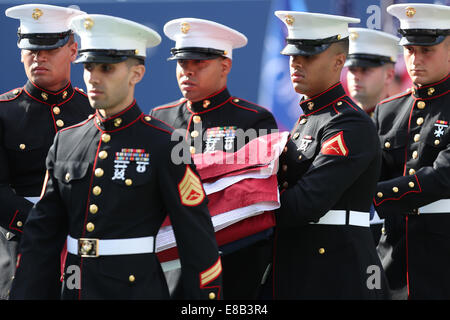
[78,238,99,257]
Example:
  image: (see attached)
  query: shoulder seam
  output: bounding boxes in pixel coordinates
[152,99,185,112]
[0,88,23,102]
[142,120,173,135]
[378,91,411,105]
[74,87,88,97]
[59,115,93,133]
[230,96,274,114]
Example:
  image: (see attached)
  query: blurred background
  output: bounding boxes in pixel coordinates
[0,0,446,130]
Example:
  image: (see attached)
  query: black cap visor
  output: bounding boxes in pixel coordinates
[74,49,144,64]
[399,29,449,46]
[345,54,394,68]
[168,47,225,61]
[280,35,345,56]
[18,31,71,50]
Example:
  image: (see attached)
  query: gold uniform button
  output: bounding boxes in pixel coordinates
[298,155,302,160]
[89,204,98,214]
[41,92,48,101]
[384,141,391,149]
[193,115,201,123]
[13,89,19,95]
[409,168,416,175]
[299,118,307,125]
[129,275,136,283]
[318,248,325,254]
[19,144,26,150]
[435,139,440,146]
[191,130,199,138]
[381,227,386,234]
[392,187,399,193]
[427,87,435,96]
[16,221,23,228]
[417,101,426,109]
[203,100,210,109]
[101,133,111,143]
[233,98,240,103]
[377,192,383,198]
[125,179,133,186]
[293,132,300,140]
[99,151,108,159]
[409,181,415,188]
[62,91,68,99]
[86,222,95,232]
[56,119,64,127]
[208,292,216,300]
[412,150,418,159]
[144,116,151,121]
[65,173,71,181]
[95,168,104,177]
[53,106,61,115]
[416,117,424,125]
[413,134,420,142]
[190,146,196,154]
[337,101,343,106]
[92,186,102,196]
[114,118,123,127]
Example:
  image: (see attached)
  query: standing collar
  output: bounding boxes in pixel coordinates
[299,82,346,115]
[186,87,231,113]
[411,73,450,99]
[94,100,143,132]
[24,80,74,105]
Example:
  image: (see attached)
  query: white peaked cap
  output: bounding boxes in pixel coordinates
[387,3,450,31]
[70,14,161,62]
[5,3,85,34]
[164,18,247,59]
[275,11,360,56]
[275,11,360,40]
[348,28,400,62]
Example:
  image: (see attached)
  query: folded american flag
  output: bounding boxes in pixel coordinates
[156,131,289,262]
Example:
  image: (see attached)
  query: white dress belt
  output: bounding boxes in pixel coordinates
[67,235,155,257]
[418,199,450,214]
[309,210,370,227]
[25,196,40,204]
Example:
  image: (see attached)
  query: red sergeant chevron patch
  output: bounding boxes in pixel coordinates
[321,131,349,156]
[178,166,205,206]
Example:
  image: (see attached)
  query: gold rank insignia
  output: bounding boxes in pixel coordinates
[178,166,205,206]
[200,257,222,287]
[32,8,43,20]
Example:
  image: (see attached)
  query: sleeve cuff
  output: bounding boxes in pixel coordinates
[374,174,421,207]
